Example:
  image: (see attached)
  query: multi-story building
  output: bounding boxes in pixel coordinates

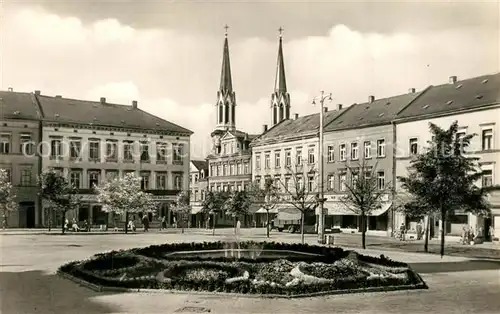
[34,91,192,228]
[189,159,208,227]
[322,90,423,236]
[0,90,42,227]
[394,73,500,241]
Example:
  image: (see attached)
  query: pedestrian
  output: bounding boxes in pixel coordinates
[399,222,406,241]
[161,216,166,230]
[142,214,149,232]
[416,220,423,240]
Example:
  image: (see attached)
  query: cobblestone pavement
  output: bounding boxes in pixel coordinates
[1,231,499,314]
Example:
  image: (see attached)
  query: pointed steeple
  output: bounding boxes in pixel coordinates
[274,27,287,93]
[219,25,233,93]
[270,27,290,126]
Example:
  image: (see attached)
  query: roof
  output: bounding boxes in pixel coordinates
[0,91,41,120]
[324,92,422,131]
[219,35,233,93]
[251,108,348,146]
[191,160,208,171]
[35,94,193,135]
[213,128,257,141]
[396,73,500,120]
[274,36,287,93]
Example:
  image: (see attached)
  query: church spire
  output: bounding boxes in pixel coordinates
[219,24,233,93]
[215,25,236,132]
[270,27,290,126]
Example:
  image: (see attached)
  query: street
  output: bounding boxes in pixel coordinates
[1,229,499,314]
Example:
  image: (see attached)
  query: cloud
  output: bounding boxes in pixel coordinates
[2,7,498,156]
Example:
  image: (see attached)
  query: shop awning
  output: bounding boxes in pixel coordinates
[191,206,203,215]
[256,207,280,214]
[324,201,392,216]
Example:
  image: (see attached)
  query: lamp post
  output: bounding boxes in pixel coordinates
[312,91,332,244]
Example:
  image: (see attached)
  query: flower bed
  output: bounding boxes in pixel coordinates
[58,241,426,296]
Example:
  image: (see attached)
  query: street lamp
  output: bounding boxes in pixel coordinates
[312,91,332,244]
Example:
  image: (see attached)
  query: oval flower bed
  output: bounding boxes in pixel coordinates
[58,241,426,297]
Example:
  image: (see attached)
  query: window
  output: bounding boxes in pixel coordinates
[327,175,335,191]
[350,142,359,160]
[255,178,261,188]
[223,143,228,155]
[274,175,281,189]
[2,169,11,182]
[173,144,184,164]
[140,172,150,190]
[123,141,134,162]
[377,139,385,157]
[482,129,493,151]
[482,169,493,187]
[50,139,62,159]
[244,162,249,174]
[20,134,33,155]
[230,164,235,175]
[218,165,222,176]
[140,143,150,162]
[377,171,385,190]
[409,138,418,155]
[285,150,291,166]
[174,174,183,190]
[351,171,359,185]
[156,173,167,189]
[70,140,81,159]
[0,134,11,154]
[20,168,32,186]
[296,176,304,190]
[69,171,81,188]
[89,141,100,161]
[216,185,221,192]
[327,145,334,162]
[255,155,261,170]
[105,170,118,181]
[194,173,199,183]
[340,144,346,161]
[237,163,243,175]
[88,171,100,188]
[275,151,281,168]
[193,190,198,201]
[308,148,315,164]
[339,173,347,191]
[364,141,371,159]
[296,148,303,165]
[223,164,228,176]
[156,143,167,163]
[106,141,118,162]
[264,154,270,169]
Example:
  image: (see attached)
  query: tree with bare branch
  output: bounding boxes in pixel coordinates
[278,164,319,244]
[338,160,391,249]
[248,178,281,238]
[171,190,191,233]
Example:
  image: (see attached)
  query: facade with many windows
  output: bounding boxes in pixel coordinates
[190,160,208,228]
[0,91,42,227]
[395,74,500,240]
[34,92,192,228]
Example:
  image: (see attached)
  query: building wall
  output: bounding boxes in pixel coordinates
[323,124,394,235]
[395,106,500,238]
[0,119,41,227]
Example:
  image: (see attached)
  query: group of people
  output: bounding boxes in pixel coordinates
[398,220,425,241]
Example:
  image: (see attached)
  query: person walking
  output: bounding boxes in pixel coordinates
[416,220,423,240]
[142,214,149,232]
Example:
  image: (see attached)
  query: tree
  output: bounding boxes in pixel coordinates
[223,190,251,232]
[96,173,157,234]
[39,170,80,234]
[398,121,498,257]
[279,164,319,244]
[171,190,191,233]
[249,178,280,237]
[200,190,228,235]
[395,195,433,252]
[0,169,18,229]
[338,160,391,249]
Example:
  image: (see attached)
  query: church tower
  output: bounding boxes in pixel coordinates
[215,25,236,131]
[270,27,290,126]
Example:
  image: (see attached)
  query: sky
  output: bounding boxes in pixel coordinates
[1,0,499,159]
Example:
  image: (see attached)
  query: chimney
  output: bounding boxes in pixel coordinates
[408,88,416,94]
[336,104,343,110]
[449,76,457,84]
[132,100,138,109]
[34,90,41,95]
[294,113,299,120]
[262,124,268,133]
[7,87,13,92]
[368,95,375,103]
[55,95,62,98]
[100,97,106,104]
[323,107,328,113]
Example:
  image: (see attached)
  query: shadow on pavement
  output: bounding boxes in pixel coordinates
[0,270,119,314]
[409,259,500,274]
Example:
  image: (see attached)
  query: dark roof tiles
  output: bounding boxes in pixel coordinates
[0,91,40,120]
[191,160,208,171]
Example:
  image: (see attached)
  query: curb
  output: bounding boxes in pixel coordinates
[57,269,428,299]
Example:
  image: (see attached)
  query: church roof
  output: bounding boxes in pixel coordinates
[219,35,233,93]
[274,35,287,93]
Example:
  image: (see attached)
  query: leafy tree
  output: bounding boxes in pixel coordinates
[96,173,157,234]
[201,190,229,235]
[249,178,280,237]
[0,169,18,229]
[171,190,191,233]
[339,160,390,249]
[223,190,251,233]
[279,164,319,244]
[398,121,498,257]
[39,170,80,234]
